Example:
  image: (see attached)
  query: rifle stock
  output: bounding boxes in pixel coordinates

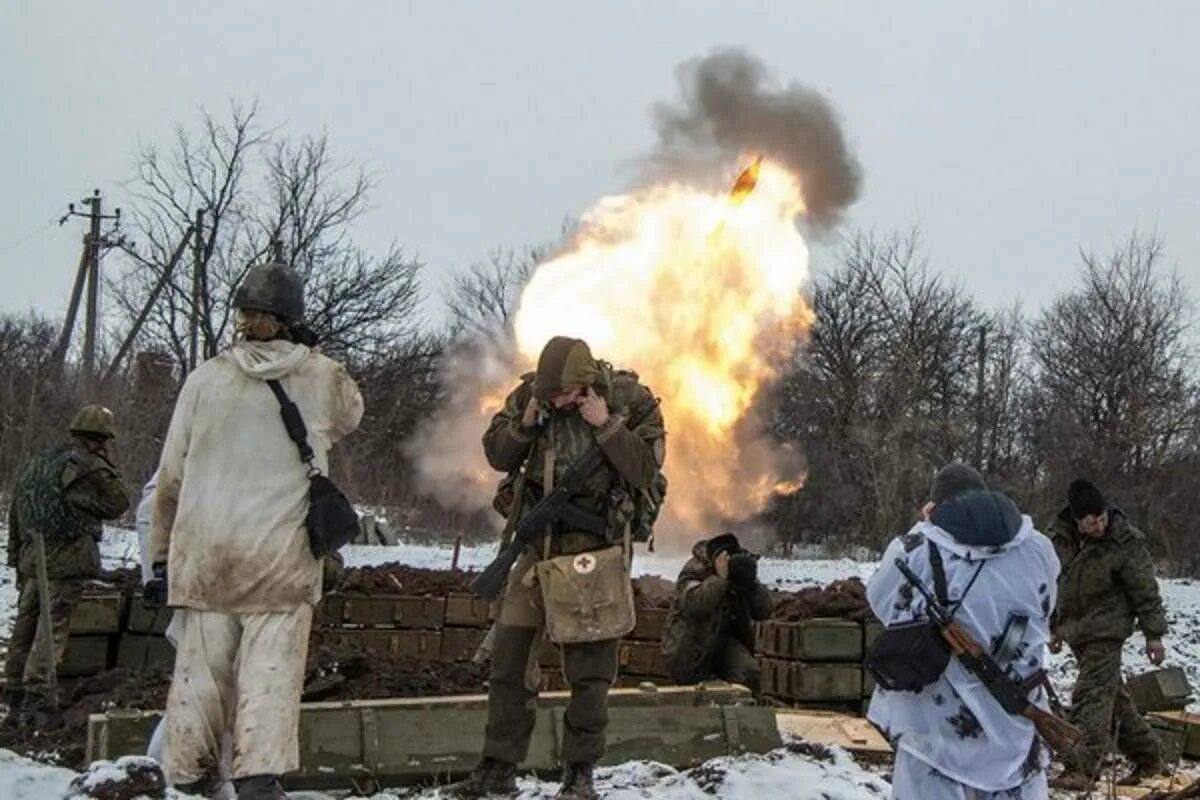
[1023,704,1083,755]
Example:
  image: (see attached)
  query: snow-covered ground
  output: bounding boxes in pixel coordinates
[4,525,1200,798]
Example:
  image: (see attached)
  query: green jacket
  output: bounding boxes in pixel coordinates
[9,442,130,581]
[1049,507,1167,646]
[483,366,664,551]
[662,539,773,681]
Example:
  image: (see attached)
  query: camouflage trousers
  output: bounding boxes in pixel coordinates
[483,547,619,766]
[669,637,761,696]
[1065,640,1162,775]
[3,577,82,696]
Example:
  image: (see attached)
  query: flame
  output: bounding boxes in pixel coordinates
[510,157,813,534]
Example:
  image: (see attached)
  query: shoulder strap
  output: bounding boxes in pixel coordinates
[929,541,986,620]
[266,379,318,473]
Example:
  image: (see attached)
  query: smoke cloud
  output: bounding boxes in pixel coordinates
[648,48,862,227]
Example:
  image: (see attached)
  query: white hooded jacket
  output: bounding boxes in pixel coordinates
[867,490,1061,793]
[150,339,363,613]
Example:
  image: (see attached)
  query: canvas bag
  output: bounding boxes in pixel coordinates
[535,542,636,644]
[266,379,360,558]
[865,543,984,692]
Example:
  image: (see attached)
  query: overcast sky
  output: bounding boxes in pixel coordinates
[2,1,1198,326]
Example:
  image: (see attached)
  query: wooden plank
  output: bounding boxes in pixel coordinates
[440,627,487,662]
[630,608,668,641]
[70,592,126,635]
[314,629,442,660]
[444,594,491,628]
[1150,710,1200,758]
[775,709,892,755]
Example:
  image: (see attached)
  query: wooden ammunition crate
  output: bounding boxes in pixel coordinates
[444,594,492,628]
[630,608,669,641]
[1149,711,1200,759]
[1128,668,1191,712]
[88,684,772,786]
[539,640,562,669]
[61,635,114,677]
[619,640,668,678]
[757,618,863,662]
[1149,714,1186,763]
[315,629,443,660]
[340,596,446,629]
[440,627,487,662]
[762,659,862,702]
[125,602,172,635]
[116,635,175,673]
[70,591,126,635]
[316,595,348,627]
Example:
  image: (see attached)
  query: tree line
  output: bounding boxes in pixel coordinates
[1,107,1196,569]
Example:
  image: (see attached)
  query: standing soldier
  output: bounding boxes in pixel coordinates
[147,261,363,800]
[662,532,772,694]
[450,336,665,800]
[3,406,130,725]
[1049,479,1167,790]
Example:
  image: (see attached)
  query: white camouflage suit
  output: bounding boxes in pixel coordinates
[867,490,1060,800]
[151,339,362,785]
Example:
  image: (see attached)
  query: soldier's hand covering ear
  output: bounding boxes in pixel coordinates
[521,396,542,430]
[580,386,610,427]
[729,552,758,588]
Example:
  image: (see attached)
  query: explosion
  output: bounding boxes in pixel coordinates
[509,157,812,531]
[408,50,860,544]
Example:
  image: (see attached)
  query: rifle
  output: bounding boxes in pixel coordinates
[470,399,660,600]
[893,558,1082,756]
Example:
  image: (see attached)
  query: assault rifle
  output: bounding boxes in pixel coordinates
[470,399,660,600]
[894,558,1083,756]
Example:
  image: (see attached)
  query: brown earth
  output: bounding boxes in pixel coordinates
[337,564,477,596]
[770,577,873,621]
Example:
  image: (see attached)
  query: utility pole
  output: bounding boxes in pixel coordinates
[57,190,122,393]
[973,325,988,468]
[188,208,206,371]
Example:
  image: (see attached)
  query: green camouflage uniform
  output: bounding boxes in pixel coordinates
[480,367,664,767]
[1049,507,1167,775]
[4,443,129,698]
[662,539,772,694]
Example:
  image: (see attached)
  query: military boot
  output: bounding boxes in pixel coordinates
[444,757,518,798]
[1,687,25,727]
[175,771,225,799]
[1118,760,1167,786]
[556,763,598,800]
[234,774,287,800]
[22,691,63,730]
[1048,770,1094,791]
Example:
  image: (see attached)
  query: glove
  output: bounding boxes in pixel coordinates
[728,552,758,588]
[143,562,168,609]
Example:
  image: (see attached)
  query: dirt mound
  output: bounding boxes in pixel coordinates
[633,575,675,609]
[338,563,476,596]
[0,667,172,769]
[306,645,488,700]
[772,577,872,621]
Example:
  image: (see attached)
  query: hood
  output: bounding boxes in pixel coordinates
[231,339,310,381]
[928,490,1024,551]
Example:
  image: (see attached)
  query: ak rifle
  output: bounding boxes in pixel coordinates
[470,399,660,600]
[893,558,1083,756]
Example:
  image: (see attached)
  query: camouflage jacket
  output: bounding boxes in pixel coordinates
[1049,507,1167,646]
[662,539,773,673]
[9,442,129,581]
[483,366,664,553]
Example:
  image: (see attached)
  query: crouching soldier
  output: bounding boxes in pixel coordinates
[4,406,130,725]
[662,532,772,694]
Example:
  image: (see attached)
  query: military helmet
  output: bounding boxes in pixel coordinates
[533,336,600,401]
[69,404,117,439]
[232,261,304,323]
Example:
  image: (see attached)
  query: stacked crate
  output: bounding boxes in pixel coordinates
[756,617,872,707]
[60,587,126,677]
[313,594,446,659]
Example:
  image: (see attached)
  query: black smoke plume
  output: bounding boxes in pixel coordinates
[649,49,862,227]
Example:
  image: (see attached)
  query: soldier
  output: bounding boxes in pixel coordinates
[3,405,130,724]
[449,336,665,800]
[662,532,772,694]
[1049,479,1167,790]
[868,464,1059,800]
[147,261,363,800]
